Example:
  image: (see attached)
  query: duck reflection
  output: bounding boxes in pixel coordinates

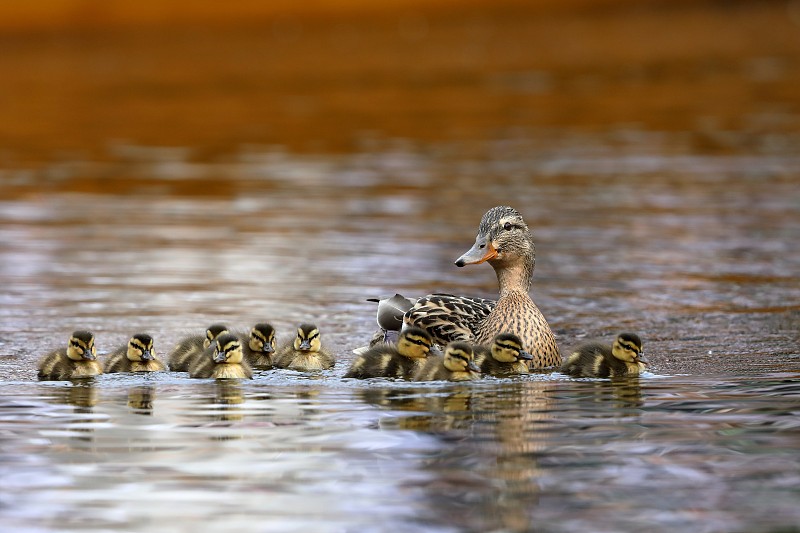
[51,379,99,408]
[46,380,101,449]
[355,380,562,532]
[127,385,156,415]
[610,377,645,408]
[358,386,474,433]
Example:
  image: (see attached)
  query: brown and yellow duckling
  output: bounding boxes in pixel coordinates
[242,323,277,368]
[345,327,433,379]
[168,323,230,371]
[413,341,481,382]
[188,333,253,379]
[104,333,167,373]
[561,333,647,378]
[38,330,102,380]
[402,206,561,370]
[472,333,533,377]
[274,324,335,372]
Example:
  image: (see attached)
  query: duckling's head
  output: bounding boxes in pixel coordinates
[67,331,96,361]
[212,333,244,364]
[455,206,533,269]
[203,324,230,349]
[126,333,155,362]
[443,342,481,373]
[249,323,276,354]
[396,327,433,359]
[490,333,534,363]
[612,333,646,365]
[294,324,321,353]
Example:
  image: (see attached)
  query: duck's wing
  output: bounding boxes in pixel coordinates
[404,293,495,345]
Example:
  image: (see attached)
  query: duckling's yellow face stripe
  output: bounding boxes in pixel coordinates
[613,339,643,363]
[398,332,432,358]
[295,328,320,351]
[128,337,154,361]
[215,340,243,363]
[68,337,96,360]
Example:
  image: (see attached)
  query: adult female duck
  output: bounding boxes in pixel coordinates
[404,206,561,369]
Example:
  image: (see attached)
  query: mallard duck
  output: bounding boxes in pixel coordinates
[401,206,561,369]
[188,333,253,379]
[168,323,229,371]
[345,327,433,379]
[561,333,647,378]
[104,333,167,373]
[473,332,533,377]
[366,293,416,346]
[38,330,103,380]
[274,323,335,371]
[242,323,277,368]
[412,341,481,382]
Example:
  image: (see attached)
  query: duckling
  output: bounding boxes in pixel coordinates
[412,341,481,382]
[561,333,647,378]
[188,333,253,379]
[400,206,561,369]
[242,323,277,368]
[104,333,167,373]
[472,333,533,377]
[274,324,335,371]
[38,331,102,380]
[345,327,433,379]
[168,323,229,371]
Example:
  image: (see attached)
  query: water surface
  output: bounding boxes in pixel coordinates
[1,2,800,531]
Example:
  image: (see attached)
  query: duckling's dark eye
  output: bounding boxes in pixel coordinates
[503,222,513,231]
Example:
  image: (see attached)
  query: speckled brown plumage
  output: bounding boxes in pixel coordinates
[404,206,561,369]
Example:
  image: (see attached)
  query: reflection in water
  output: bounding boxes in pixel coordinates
[55,380,99,409]
[127,385,156,415]
[0,375,798,532]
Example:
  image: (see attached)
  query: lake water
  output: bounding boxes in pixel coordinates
[1,2,800,531]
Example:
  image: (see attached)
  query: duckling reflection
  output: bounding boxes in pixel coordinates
[204,381,246,440]
[52,381,99,409]
[47,382,101,449]
[127,385,156,414]
[357,387,476,433]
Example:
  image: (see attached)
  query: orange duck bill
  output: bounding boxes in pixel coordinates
[454,237,498,267]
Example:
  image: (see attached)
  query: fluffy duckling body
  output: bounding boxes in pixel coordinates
[168,324,229,371]
[345,327,433,379]
[473,333,533,377]
[242,323,277,368]
[188,333,253,379]
[403,206,561,369]
[561,333,647,378]
[274,324,335,371]
[104,334,167,373]
[413,341,481,382]
[38,331,102,380]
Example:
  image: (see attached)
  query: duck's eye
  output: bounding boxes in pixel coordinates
[503,222,513,231]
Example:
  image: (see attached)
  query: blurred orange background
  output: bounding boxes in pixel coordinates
[1,0,798,165]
